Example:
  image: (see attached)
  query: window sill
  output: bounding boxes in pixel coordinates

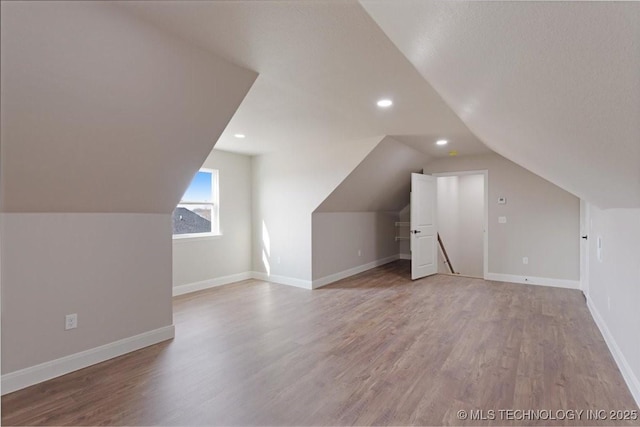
[172,232,223,243]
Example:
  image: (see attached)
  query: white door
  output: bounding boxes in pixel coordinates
[411,173,438,279]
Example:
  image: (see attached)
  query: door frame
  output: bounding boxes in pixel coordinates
[430,170,489,280]
[579,199,590,297]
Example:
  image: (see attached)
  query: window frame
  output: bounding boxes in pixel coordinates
[172,168,221,240]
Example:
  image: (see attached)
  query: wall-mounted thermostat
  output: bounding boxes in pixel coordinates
[498,197,507,205]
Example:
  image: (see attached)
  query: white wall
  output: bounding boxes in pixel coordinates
[436,175,484,277]
[437,177,460,273]
[0,1,257,214]
[585,207,640,405]
[251,137,382,285]
[310,137,429,283]
[1,214,173,375]
[0,2,255,393]
[312,212,399,282]
[398,204,411,258]
[173,150,252,291]
[424,153,580,283]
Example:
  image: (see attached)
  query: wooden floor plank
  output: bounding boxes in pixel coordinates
[2,260,638,426]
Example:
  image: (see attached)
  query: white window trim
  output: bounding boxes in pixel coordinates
[172,168,221,240]
[172,232,222,241]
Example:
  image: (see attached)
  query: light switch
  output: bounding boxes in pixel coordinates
[498,197,507,205]
[498,216,507,224]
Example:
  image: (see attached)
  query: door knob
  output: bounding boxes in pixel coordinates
[581,235,588,240]
[411,230,421,234]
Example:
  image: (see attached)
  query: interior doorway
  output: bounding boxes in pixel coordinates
[433,171,488,279]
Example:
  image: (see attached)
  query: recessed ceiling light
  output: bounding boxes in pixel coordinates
[436,139,448,145]
[234,134,246,139]
[377,99,393,108]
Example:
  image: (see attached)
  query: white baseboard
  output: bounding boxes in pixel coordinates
[587,296,640,408]
[173,272,253,296]
[1,325,175,395]
[175,271,313,293]
[174,256,408,293]
[311,254,400,289]
[485,272,580,290]
[251,271,313,289]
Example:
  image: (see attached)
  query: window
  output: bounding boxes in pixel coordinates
[173,169,219,238]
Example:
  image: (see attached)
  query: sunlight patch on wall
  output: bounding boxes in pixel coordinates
[262,220,271,276]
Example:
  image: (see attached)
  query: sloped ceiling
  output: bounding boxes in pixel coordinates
[0,2,256,213]
[315,137,429,212]
[118,1,488,158]
[362,1,640,209]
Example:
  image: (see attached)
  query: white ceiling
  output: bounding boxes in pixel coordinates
[118,1,488,158]
[361,0,640,208]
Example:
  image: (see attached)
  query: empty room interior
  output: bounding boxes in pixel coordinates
[1,1,640,426]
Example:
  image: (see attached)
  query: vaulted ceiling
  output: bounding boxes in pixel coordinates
[4,1,637,212]
[361,1,640,208]
[315,137,429,213]
[122,0,640,209]
[119,1,487,158]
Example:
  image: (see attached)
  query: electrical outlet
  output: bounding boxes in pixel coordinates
[65,313,78,330]
[522,257,529,265]
[358,249,362,257]
[498,216,507,224]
